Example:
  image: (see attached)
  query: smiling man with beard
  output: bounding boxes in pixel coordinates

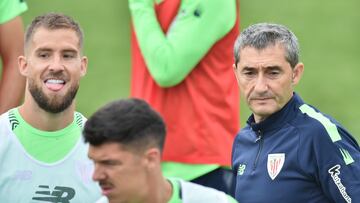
[0,13,101,202]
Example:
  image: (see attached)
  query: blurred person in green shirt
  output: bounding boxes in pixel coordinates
[129,0,240,196]
[0,0,27,113]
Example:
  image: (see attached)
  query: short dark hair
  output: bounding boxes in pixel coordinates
[25,12,84,51]
[83,98,166,153]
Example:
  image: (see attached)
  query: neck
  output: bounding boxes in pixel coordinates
[145,173,172,203]
[19,93,75,131]
[254,115,267,123]
[160,177,173,203]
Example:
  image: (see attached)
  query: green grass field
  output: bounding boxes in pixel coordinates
[5,0,360,141]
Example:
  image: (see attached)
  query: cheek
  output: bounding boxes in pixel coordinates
[239,81,253,97]
[273,81,293,103]
[70,67,84,78]
[28,65,47,78]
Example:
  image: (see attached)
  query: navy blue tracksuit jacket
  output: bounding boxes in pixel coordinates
[232,93,360,203]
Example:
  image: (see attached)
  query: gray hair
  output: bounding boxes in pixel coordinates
[234,23,300,68]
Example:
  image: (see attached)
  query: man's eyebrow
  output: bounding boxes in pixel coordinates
[242,66,256,70]
[35,47,78,53]
[35,48,52,52]
[265,65,282,70]
[62,48,78,53]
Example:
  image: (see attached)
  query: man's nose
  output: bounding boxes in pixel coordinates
[253,74,268,93]
[92,165,106,181]
[48,55,65,72]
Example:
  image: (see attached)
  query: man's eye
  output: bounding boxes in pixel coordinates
[38,53,49,58]
[243,71,256,77]
[63,53,75,59]
[102,160,118,166]
[267,71,281,78]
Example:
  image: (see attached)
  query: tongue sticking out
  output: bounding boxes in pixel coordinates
[45,80,65,91]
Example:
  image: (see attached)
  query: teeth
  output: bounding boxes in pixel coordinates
[46,79,65,84]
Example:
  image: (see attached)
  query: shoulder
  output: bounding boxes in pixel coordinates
[94,196,108,203]
[179,179,236,203]
[0,110,14,149]
[178,0,237,29]
[235,125,253,140]
[180,0,236,10]
[0,110,13,130]
[0,111,9,123]
[232,125,254,151]
[292,104,341,144]
[292,104,359,166]
[232,125,255,149]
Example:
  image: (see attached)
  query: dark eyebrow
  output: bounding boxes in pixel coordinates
[266,65,282,70]
[242,66,257,71]
[35,48,78,53]
[35,48,52,53]
[62,49,78,53]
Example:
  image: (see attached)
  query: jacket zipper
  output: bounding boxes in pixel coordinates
[253,130,263,171]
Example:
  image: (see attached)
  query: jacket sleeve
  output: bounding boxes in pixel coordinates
[299,114,360,203]
[128,0,237,87]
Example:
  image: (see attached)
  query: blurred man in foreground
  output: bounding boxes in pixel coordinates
[84,98,238,203]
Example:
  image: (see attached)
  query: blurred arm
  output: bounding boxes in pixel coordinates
[129,0,237,87]
[0,16,26,114]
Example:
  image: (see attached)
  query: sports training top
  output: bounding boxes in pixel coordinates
[232,93,360,203]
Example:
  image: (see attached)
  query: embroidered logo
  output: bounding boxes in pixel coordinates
[237,164,246,175]
[328,165,352,203]
[267,153,285,180]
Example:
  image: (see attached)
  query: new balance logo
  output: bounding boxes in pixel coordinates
[32,185,75,203]
[237,164,246,175]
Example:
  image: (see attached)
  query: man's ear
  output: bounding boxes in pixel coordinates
[143,148,161,170]
[292,63,304,85]
[80,56,88,77]
[233,63,241,86]
[18,56,28,77]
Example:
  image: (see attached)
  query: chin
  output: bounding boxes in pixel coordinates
[252,109,275,118]
[108,197,124,203]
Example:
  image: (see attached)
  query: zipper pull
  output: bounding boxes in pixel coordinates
[255,130,262,142]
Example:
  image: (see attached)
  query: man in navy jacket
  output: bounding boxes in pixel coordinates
[232,23,359,203]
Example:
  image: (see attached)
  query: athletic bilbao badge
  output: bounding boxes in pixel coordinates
[267,153,285,180]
